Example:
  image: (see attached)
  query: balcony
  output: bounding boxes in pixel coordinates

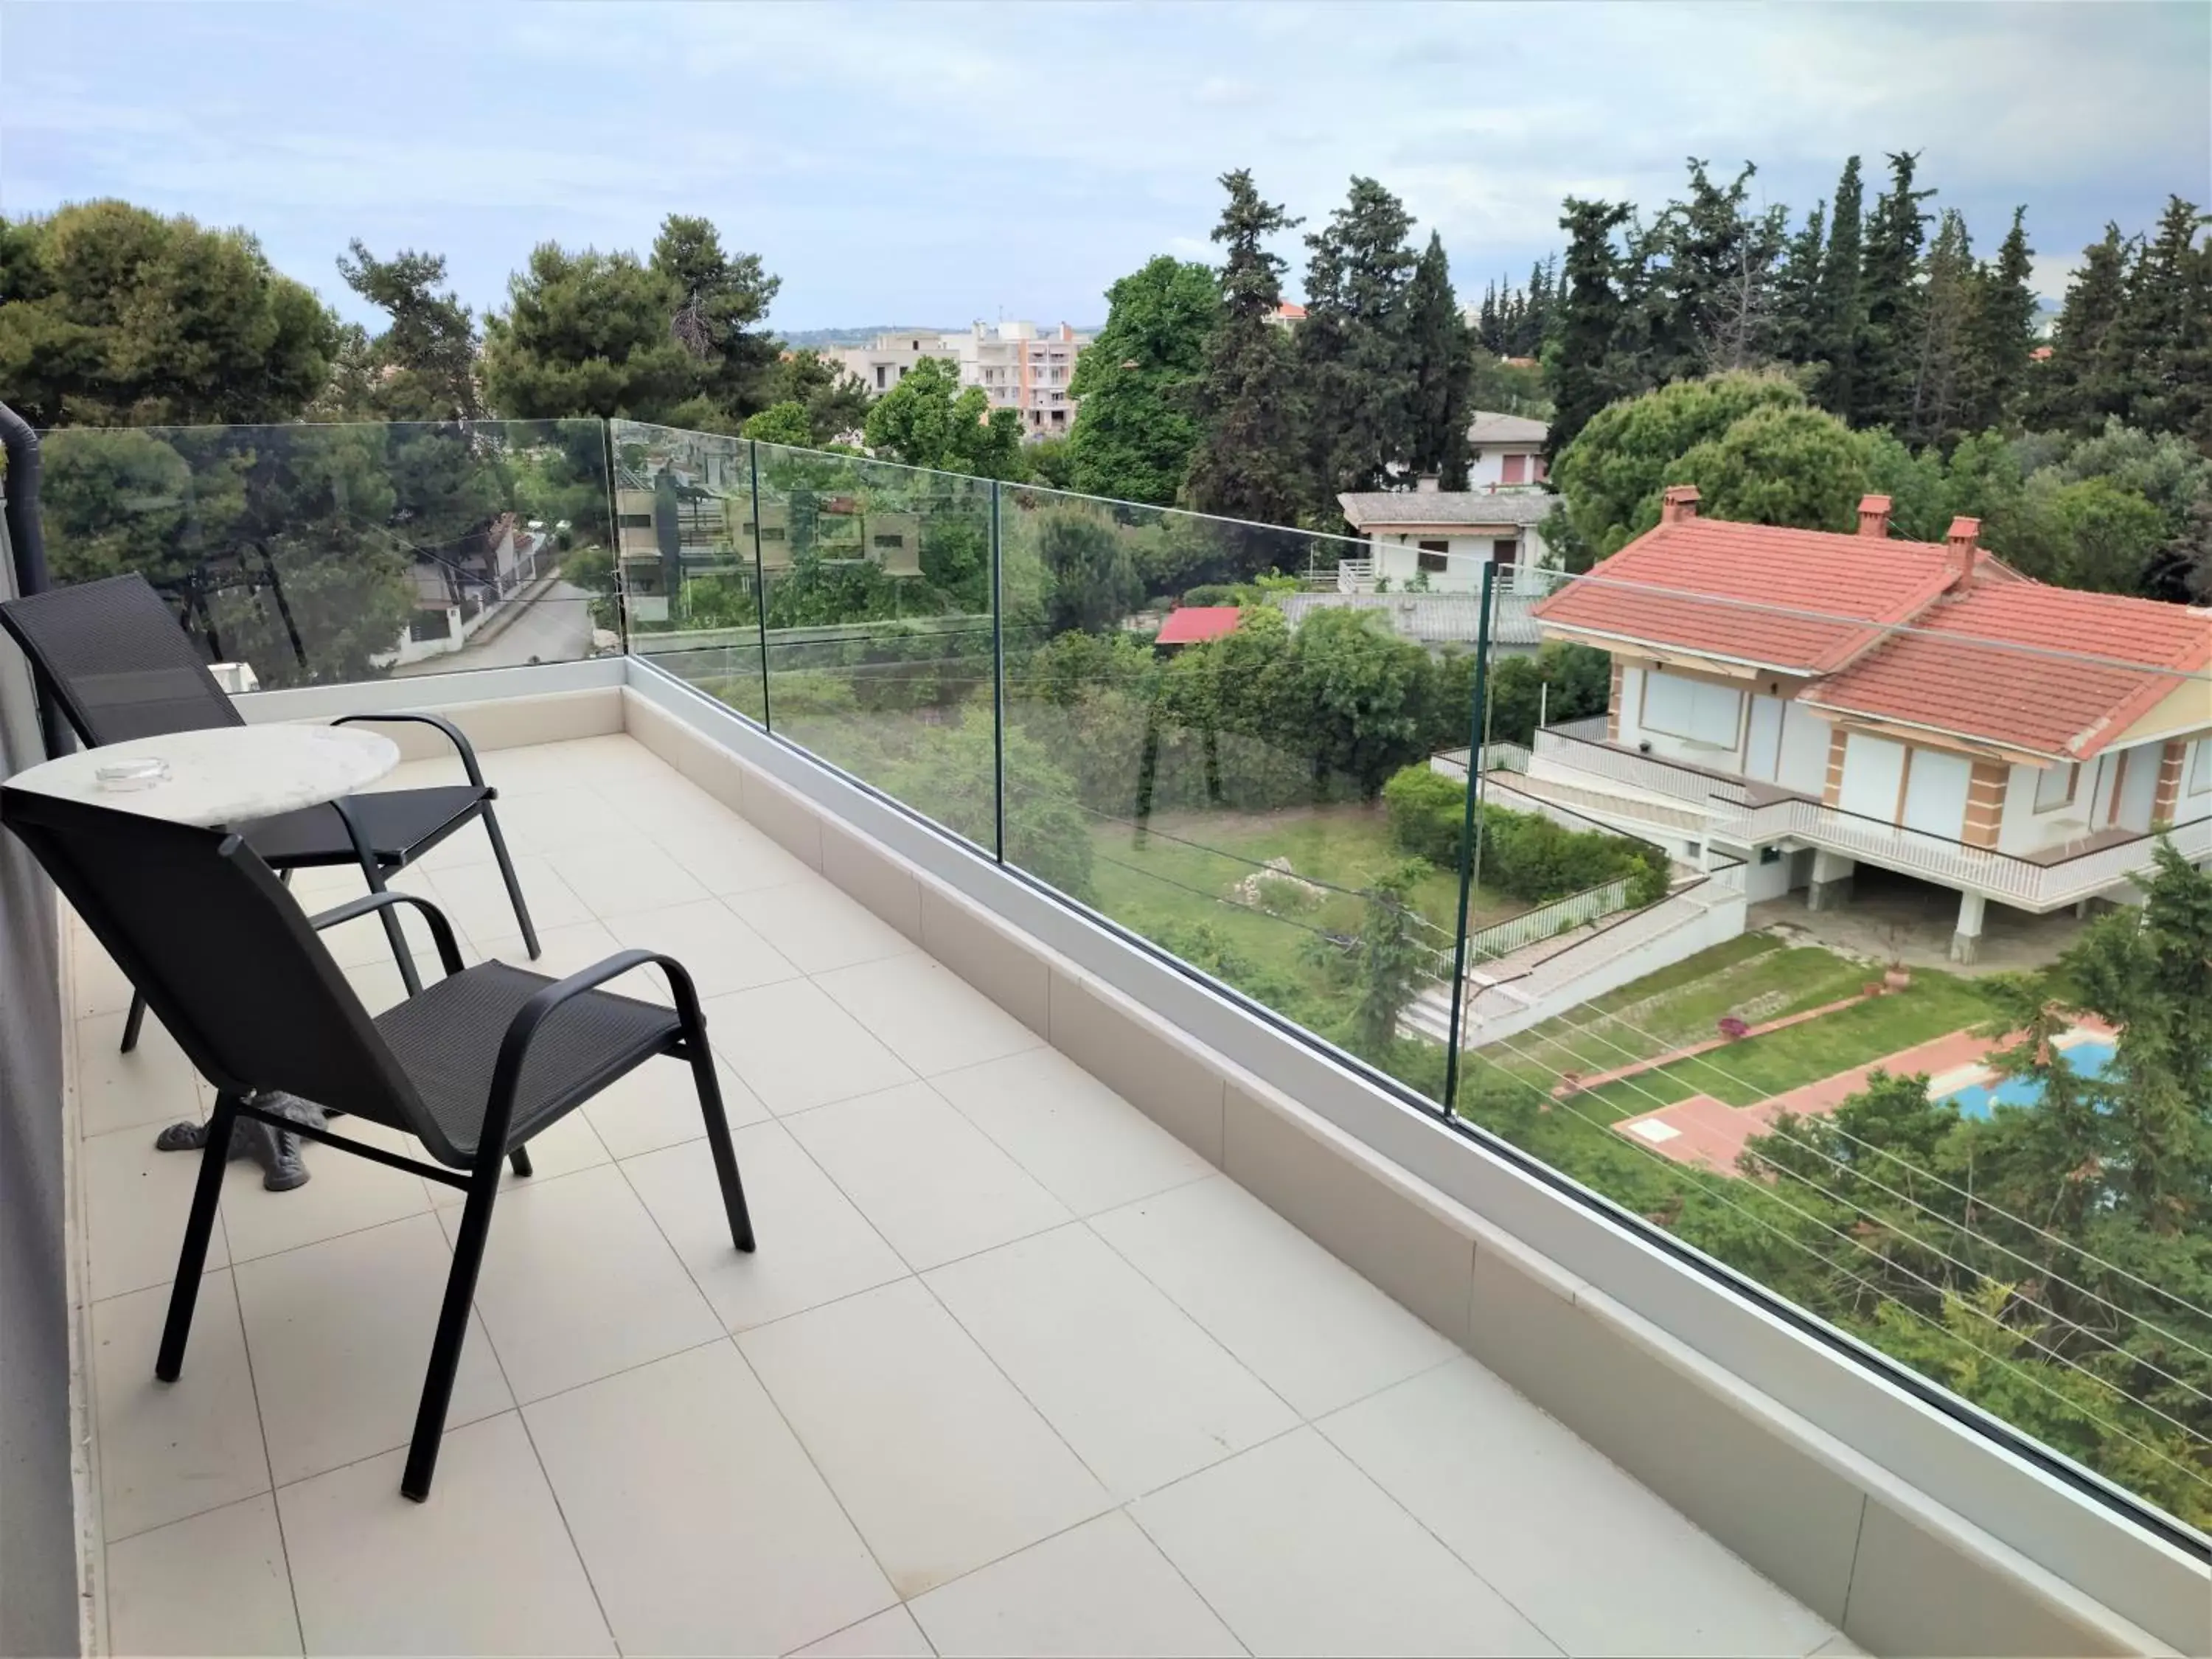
[4,416,2207,1659]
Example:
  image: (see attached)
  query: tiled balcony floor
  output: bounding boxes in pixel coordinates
[70,733,1853,1658]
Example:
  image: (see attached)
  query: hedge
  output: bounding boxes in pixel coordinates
[1381,765,1672,907]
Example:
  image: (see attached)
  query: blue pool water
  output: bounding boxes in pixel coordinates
[1940,1040,2115,1119]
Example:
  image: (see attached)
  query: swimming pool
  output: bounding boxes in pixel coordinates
[1939,1040,2115,1119]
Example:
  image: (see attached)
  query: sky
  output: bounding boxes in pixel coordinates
[3,1,2207,335]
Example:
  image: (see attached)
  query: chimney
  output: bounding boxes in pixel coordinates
[1416,474,1441,494]
[1857,493,1893,538]
[1660,484,1700,525]
[1945,515,1982,587]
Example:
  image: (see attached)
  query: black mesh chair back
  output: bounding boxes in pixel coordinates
[0,574,246,744]
[1,788,420,1129]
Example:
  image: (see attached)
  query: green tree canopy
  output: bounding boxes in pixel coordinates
[1298,176,1419,508]
[0,200,337,428]
[1668,402,1869,532]
[328,240,480,421]
[862,356,1025,479]
[763,347,871,447]
[742,402,815,447]
[1405,232,1475,487]
[1066,255,1220,505]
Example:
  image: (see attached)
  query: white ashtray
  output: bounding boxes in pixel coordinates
[95,757,171,792]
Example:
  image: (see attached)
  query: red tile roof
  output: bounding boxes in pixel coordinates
[1154,605,1243,646]
[1531,521,1976,673]
[1807,584,2212,758]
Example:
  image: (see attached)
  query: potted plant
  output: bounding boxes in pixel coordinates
[1717,1015,1750,1041]
[1882,925,1913,990]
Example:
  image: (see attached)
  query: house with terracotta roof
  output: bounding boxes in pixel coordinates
[1526,486,2212,961]
[1464,410,1551,490]
[1152,605,1244,650]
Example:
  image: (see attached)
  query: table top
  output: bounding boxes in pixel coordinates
[1,724,401,828]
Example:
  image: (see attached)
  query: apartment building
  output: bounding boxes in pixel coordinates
[836,320,1093,438]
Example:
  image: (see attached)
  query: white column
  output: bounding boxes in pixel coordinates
[1950,889,1988,964]
[1806,849,1856,911]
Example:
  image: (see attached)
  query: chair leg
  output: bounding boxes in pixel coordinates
[508,1145,533,1178]
[480,804,540,961]
[120,990,147,1054]
[358,858,422,998]
[402,1161,500,1502]
[156,1092,237,1382]
[684,1034,755,1253]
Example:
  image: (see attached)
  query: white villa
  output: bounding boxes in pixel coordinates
[1465,410,1550,490]
[1336,480,1559,596]
[1524,487,2212,961]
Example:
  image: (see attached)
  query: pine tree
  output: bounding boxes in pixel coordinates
[2034,225,2135,433]
[1857,151,1936,432]
[1296,177,1420,508]
[1960,206,2037,432]
[1186,170,1307,526]
[1773,200,1826,364]
[1405,232,1475,486]
[1477,282,1503,354]
[1811,156,1867,420]
[333,241,481,421]
[1545,198,1634,456]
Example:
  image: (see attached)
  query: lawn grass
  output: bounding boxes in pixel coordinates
[1463,934,1998,1124]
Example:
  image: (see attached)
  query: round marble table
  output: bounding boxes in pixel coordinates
[3,723,400,827]
[7,723,401,1192]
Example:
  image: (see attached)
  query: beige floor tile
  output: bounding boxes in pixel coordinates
[234,1214,512,1486]
[94,1272,269,1541]
[470,918,627,979]
[625,1120,908,1332]
[815,955,1043,1077]
[81,1123,229,1303]
[706,979,916,1116]
[476,785,641,857]
[787,1605,935,1658]
[429,1107,611,1208]
[75,1010,203,1139]
[654,822,821,897]
[1130,1429,1558,1659]
[738,1279,1110,1599]
[444,1162,720,1402]
[216,1119,434,1266]
[582,1048,768,1159]
[526,1342,895,1656]
[787,1083,1070,1271]
[423,855,591,937]
[545,844,712,918]
[1091,1177,1456,1419]
[278,1412,613,1657]
[926,1225,1296,1501]
[608,897,801,996]
[1319,1358,1832,1658]
[105,1492,301,1658]
[932,1047,1213,1217]
[312,899,462,970]
[726,880,918,973]
[72,933,138,1018]
[910,1511,1242,1658]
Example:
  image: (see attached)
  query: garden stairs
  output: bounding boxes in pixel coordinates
[1402,874,1747,1051]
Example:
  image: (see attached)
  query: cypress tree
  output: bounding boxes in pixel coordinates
[1296,176,1419,507]
[1546,198,1634,456]
[1811,156,1866,420]
[1960,206,2037,432]
[1907,209,1976,448]
[1405,232,1475,487]
[1773,200,1826,365]
[2111,195,2212,442]
[1186,169,1307,527]
[1857,151,1936,431]
[2034,225,2134,433]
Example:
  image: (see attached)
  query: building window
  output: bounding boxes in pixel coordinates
[758,526,787,543]
[2034,761,2079,811]
[872,534,905,550]
[1501,453,1527,485]
[617,512,652,531]
[1416,540,1449,574]
[1050,408,1066,425]
[875,366,887,389]
[1533,455,1549,482]
[2188,739,2211,795]
[1492,538,1519,567]
[1640,670,1742,747]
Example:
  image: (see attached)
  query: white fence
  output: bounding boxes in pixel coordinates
[1459,874,1637,971]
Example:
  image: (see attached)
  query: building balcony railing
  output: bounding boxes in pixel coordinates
[5,411,2207,1659]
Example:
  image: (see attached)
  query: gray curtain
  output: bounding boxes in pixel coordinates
[0,506,76,1658]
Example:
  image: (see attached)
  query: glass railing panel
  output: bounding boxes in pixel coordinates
[1454,562,2212,1534]
[749,442,997,852]
[997,484,1478,1109]
[36,419,613,689]
[607,420,767,724]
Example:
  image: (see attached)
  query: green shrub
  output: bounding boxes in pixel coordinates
[1381,763,1671,905]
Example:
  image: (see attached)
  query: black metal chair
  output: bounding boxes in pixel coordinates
[0,785,755,1501]
[0,574,541,1049]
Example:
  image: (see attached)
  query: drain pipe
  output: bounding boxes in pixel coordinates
[0,400,67,757]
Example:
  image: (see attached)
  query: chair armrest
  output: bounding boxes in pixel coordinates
[479,949,703,1161]
[307,891,466,978]
[332,712,485,790]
